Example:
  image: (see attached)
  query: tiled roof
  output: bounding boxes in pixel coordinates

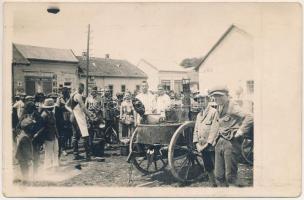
[13,43,78,63]
[139,59,187,72]
[77,56,147,78]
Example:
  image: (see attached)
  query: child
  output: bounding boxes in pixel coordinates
[120,92,136,138]
[15,116,34,181]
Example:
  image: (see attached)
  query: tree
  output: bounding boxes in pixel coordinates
[180,57,204,68]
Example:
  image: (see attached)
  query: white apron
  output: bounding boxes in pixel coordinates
[73,104,89,137]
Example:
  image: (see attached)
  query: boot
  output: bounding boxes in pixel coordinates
[207,171,217,187]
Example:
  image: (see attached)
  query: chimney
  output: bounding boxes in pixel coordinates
[105,54,110,59]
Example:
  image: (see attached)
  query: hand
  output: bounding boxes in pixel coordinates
[234,130,243,138]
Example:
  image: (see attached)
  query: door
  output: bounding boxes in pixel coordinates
[25,79,36,95]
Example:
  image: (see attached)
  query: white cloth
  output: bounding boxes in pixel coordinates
[155,94,171,117]
[73,104,89,137]
[13,100,24,119]
[44,138,59,170]
[136,92,156,114]
[72,93,89,137]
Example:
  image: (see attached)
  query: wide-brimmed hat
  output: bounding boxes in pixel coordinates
[42,98,56,108]
[25,95,34,101]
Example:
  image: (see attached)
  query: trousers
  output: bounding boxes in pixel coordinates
[214,137,241,185]
[72,119,90,158]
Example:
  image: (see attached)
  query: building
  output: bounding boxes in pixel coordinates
[77,54,147,95]
[137,59,198,93]
[12,43,79,96]
[195,24,254,112]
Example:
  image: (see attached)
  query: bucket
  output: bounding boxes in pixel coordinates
[92,139,105,157]
[120,145,129,156]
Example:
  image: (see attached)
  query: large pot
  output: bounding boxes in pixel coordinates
[144,114,163,124]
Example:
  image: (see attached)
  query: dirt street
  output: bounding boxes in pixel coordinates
[14,145,253,187]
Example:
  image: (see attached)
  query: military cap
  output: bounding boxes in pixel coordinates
[208,85,229,96]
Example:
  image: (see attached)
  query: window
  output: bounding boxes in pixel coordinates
[121,85,126,93]
[108,85,113,96]
[136,85,140,91]
[174,80,182,94]
[246,80,254,94]
[161,80,171,91]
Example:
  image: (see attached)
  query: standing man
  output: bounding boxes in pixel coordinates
[155,84,171,117]
[136,81,156,115]
[193,93,219,187]
[85,86,102,151]
[66,83,93,161]
[209,86,253,187]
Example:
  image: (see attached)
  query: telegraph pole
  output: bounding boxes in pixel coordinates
[86,24,90,97]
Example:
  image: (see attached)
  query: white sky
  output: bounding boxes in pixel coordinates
[12,3,260,65]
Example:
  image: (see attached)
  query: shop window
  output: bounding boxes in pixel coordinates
[161,80,171,91]
[121,85,126,93]
[109,85,113,96]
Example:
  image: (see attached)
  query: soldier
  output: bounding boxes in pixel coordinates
[209,86,253,187]
[193,92,219,187]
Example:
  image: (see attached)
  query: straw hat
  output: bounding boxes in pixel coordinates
[42,98,56,108]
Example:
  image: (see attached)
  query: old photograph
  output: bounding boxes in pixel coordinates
[2,1,302,197]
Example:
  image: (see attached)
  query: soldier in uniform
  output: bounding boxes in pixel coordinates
[209,86,253,187]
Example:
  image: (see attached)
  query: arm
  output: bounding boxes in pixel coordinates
[65,98,73,113]
[207,109,220,146]
[193,114,200,144]
[119,103,123,119]
[231,103,254,137]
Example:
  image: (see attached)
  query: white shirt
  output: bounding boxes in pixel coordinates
[13,100,24,119]
[136,92,156,114]
[155,94,171,117]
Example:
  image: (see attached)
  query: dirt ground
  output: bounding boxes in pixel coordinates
[14,145,253,188]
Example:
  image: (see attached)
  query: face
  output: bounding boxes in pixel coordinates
[197,97,208,108]
[212,94,228,105]
[158,87,165,95]
[78,85,84,93]
[141,83,148,93]
[91,91,97,97]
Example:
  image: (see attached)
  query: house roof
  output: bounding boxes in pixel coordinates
[12,45,30,65]
[13,43,78,63]
[139,59,187,72]
[194,24,236,71]
[77,56,148,78]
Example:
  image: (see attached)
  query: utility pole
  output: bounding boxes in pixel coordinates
[86,24,90,97]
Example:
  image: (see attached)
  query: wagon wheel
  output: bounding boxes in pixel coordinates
[241,137,253,165]
[129,128,168,175]
[168,121,205,183]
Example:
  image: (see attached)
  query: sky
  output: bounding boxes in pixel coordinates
[11,3,260,65]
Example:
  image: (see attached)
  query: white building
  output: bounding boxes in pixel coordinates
[137,59,198,93]
[195,24,254,111]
